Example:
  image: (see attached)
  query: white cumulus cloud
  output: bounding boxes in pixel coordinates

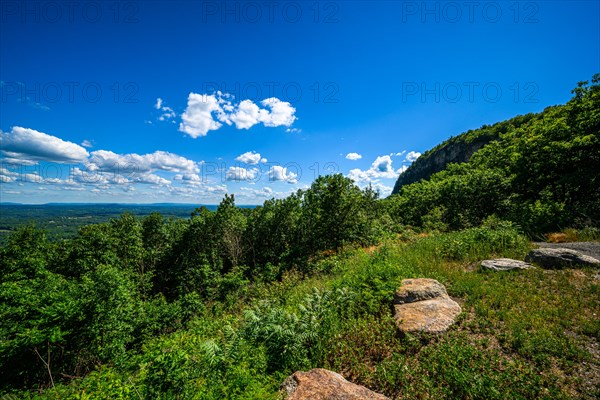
[0,167,17,183]
[226,166,258,181]
[235,151,266,165]
[258,98,297,127]
[173,173,204,186]
[405,151,421,162]
[0,126,89,164]
[268,165,298,184]
[347,154,404,183]
[178,92,298,138]
[179,93,226,138]
[370,155,398,178]
[228,99,263,129]
[87,150,199,175]
[131,173,171,185]
[371,183,393,197]
[345,152,362,160]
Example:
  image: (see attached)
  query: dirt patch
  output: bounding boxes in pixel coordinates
[568,270,594,290]
[547,232,569,243]
[364,245,380,255]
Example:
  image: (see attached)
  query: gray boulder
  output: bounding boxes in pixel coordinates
[481,258,535,272]
[525,248,600,269]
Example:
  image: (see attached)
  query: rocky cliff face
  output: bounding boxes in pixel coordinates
[391,137,491,194]
[391,113,535,195]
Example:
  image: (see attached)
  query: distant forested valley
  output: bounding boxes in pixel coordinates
[0,204,231,245]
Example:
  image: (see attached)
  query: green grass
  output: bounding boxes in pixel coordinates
[12,225,600,399]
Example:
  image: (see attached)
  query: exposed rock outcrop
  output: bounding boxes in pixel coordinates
[391,113,535,195]
[282,368,389,400]
[393,278,461,334]
[535,242,600,261]
[392,139,490,194]
[525,248,600,269]
[481,258,536,272]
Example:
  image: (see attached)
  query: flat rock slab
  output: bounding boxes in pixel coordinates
[481,258,536,272]
[393,278,461,334]
[525,248,600,269]
[282,368,389,400]
[394,297,462,334]
[534,242,600,261]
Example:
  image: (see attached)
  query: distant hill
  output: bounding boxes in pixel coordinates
[1,202,217,207]
[392,113,536,194]
[387,75,600,234]
[0,204,206,244]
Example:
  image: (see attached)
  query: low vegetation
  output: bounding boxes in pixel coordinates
[2,221,598,399]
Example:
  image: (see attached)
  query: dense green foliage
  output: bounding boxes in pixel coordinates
[0,174,385,393]
[2,220,598,399]
[1,77,599,398]
[387,75,600,235]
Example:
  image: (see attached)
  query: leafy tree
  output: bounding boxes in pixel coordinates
[244,194,302,276]
[0,269,80,388]
[302,174,379,253]
[158,206,220,299]
[0,224,49,281]
[213,194,246,271]
[75,265,138,369]
[110,213,144,275]
[61,223,118,278]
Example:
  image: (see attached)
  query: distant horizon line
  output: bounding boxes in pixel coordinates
[0,202,257,207]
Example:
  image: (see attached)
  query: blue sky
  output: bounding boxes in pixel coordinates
[1,0,598,204]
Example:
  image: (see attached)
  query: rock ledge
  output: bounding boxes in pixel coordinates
[525,248,600,269]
